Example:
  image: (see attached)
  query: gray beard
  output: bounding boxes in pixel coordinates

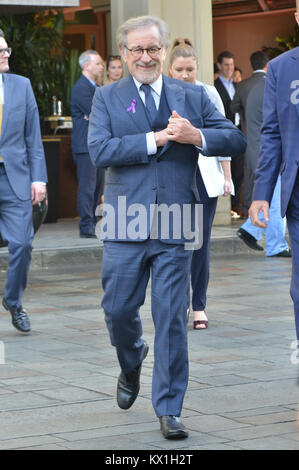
[133,64,160,84]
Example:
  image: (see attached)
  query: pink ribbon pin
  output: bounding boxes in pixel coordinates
[127,99,136,114]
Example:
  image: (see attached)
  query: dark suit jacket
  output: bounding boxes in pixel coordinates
[88,74,246,243]
[245,78,265,172]
[71,74,96,154]
[214,77,236,123]
[253,47,299,217]
[230,71,266,133]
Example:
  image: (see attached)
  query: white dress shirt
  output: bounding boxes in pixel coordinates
[132,75,206,155]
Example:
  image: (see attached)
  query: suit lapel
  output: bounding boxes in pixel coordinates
[1,73,12,140]
[162,75,186,117]
[115,75,151,132]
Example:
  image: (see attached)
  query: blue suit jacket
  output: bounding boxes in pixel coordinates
[252,47,299,217]
[71,74,96,155]
[0,73,47,200]
[88,74,246,242]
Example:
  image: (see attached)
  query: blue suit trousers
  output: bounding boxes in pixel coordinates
[101,238,192,417]
[73,153,105,235]
[0,165,33,309]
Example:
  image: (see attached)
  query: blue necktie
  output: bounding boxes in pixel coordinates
[140,84,158,125]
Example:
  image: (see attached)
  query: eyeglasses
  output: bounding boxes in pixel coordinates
[125,46,162,59]
[0,48,12,57]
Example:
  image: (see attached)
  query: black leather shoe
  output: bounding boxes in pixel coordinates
[80,232,97,239]
[270,248,292,258]
[117,341,149,410]
[237,228,264,251]
[159,416,189,439]
[2,298,31,333]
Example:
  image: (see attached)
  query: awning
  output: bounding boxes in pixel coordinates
[0,0,80,14]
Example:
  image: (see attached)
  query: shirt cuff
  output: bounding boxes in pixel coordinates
[196,129,207,153]
[218,157,231,161]
[146,132,157,155]
[32,182,46,185]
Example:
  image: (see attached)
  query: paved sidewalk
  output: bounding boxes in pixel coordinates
[0,226,298,449]
[0,217,263,269]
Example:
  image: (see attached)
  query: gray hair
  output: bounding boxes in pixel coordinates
[116,15,170,50]
[0,29,4,38]
[78,50,99,70]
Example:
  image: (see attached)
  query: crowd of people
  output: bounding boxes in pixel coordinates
[0,3,299,441]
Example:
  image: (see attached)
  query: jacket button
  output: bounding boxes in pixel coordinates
[152,185,157,190]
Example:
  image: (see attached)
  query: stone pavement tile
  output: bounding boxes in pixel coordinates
[34,385,109,402]
[0,365,42,380]
[0,386,14,395]
[188,359,274,379]
[0,435,66,450]
[221,405,292,419]
[191,374,255,387]
[186,443,242,450]
[190,353,248,365]
[209,421,298,442]
[230,365,298,382]
[124,430,228,451]
[233,410,295,426]
[0,397,154,441]
[0,377,65,393]
[0,391,60,411]
[19,443,70,450]
[53,436,160,450]
[183,414,250,433]
[15,359,112,380]
[229,435,299,450]
[280,431,299,442]
[53,420,160,441]
[64,373,116,395]
[184,380,299,414]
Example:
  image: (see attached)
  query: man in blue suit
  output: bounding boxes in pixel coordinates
[71,50,105,238]
[0,29,47,333]
[88,15,246,439]
[250,5,299,347]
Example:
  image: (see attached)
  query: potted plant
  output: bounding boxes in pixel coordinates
[0,10,80,117]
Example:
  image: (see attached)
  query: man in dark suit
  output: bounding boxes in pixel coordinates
[88,15,246,439]
[250,5,299,346]
[230,51,268,133]
[231,51,268,213]
[214,50,244,216]
[71,50,105,238]
[0,29,47,333]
